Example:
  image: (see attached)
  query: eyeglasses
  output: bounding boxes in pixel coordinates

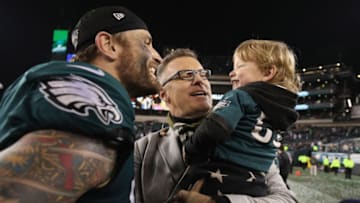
[161,69,211,86]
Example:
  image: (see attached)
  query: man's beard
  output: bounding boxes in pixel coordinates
[122,71,161,97]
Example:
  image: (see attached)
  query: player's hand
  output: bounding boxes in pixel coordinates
[172,190,215,203]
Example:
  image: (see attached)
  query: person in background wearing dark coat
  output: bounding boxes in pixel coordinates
[277,145,292,189]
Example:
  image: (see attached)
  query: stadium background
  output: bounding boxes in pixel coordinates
[1,1,360,202]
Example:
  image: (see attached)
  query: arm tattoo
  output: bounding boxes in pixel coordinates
[0,130,116,203]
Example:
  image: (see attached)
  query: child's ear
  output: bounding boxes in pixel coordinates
[263,65,277,81]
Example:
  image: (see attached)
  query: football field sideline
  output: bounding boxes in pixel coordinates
[288,167,360,203]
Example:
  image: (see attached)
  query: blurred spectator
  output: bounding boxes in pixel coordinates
[298,155,310,170]
[330,157,341,176]
[277,145,292,189]
[343,154,355,179]
[309,155,317,176]
[323,155,330,173]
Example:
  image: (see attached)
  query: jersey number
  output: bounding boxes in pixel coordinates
[251,112,273,143]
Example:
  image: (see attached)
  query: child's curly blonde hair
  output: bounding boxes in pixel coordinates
[233,39,301,93]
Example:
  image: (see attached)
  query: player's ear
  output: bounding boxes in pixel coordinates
[94,31,119,60]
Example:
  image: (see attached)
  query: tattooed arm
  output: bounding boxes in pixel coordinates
[0,130,116,203]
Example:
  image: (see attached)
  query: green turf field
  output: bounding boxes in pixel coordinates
[288,167,360,203]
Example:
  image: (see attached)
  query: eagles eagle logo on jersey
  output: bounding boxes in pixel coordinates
[39,75,123,125]
[213,99,231,111]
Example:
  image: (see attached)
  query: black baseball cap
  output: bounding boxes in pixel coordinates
[71,6,148,52]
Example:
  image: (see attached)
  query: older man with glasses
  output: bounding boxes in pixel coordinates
[134,48,297,203]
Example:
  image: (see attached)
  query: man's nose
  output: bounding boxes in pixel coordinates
[191,72,205,85]
[152,48,163,64]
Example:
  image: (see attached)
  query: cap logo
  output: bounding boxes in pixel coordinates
[113,12,125,21]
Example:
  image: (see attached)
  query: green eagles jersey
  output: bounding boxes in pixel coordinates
[212,89,279,172]
[0,60,135,203]
[0,61,135,148]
